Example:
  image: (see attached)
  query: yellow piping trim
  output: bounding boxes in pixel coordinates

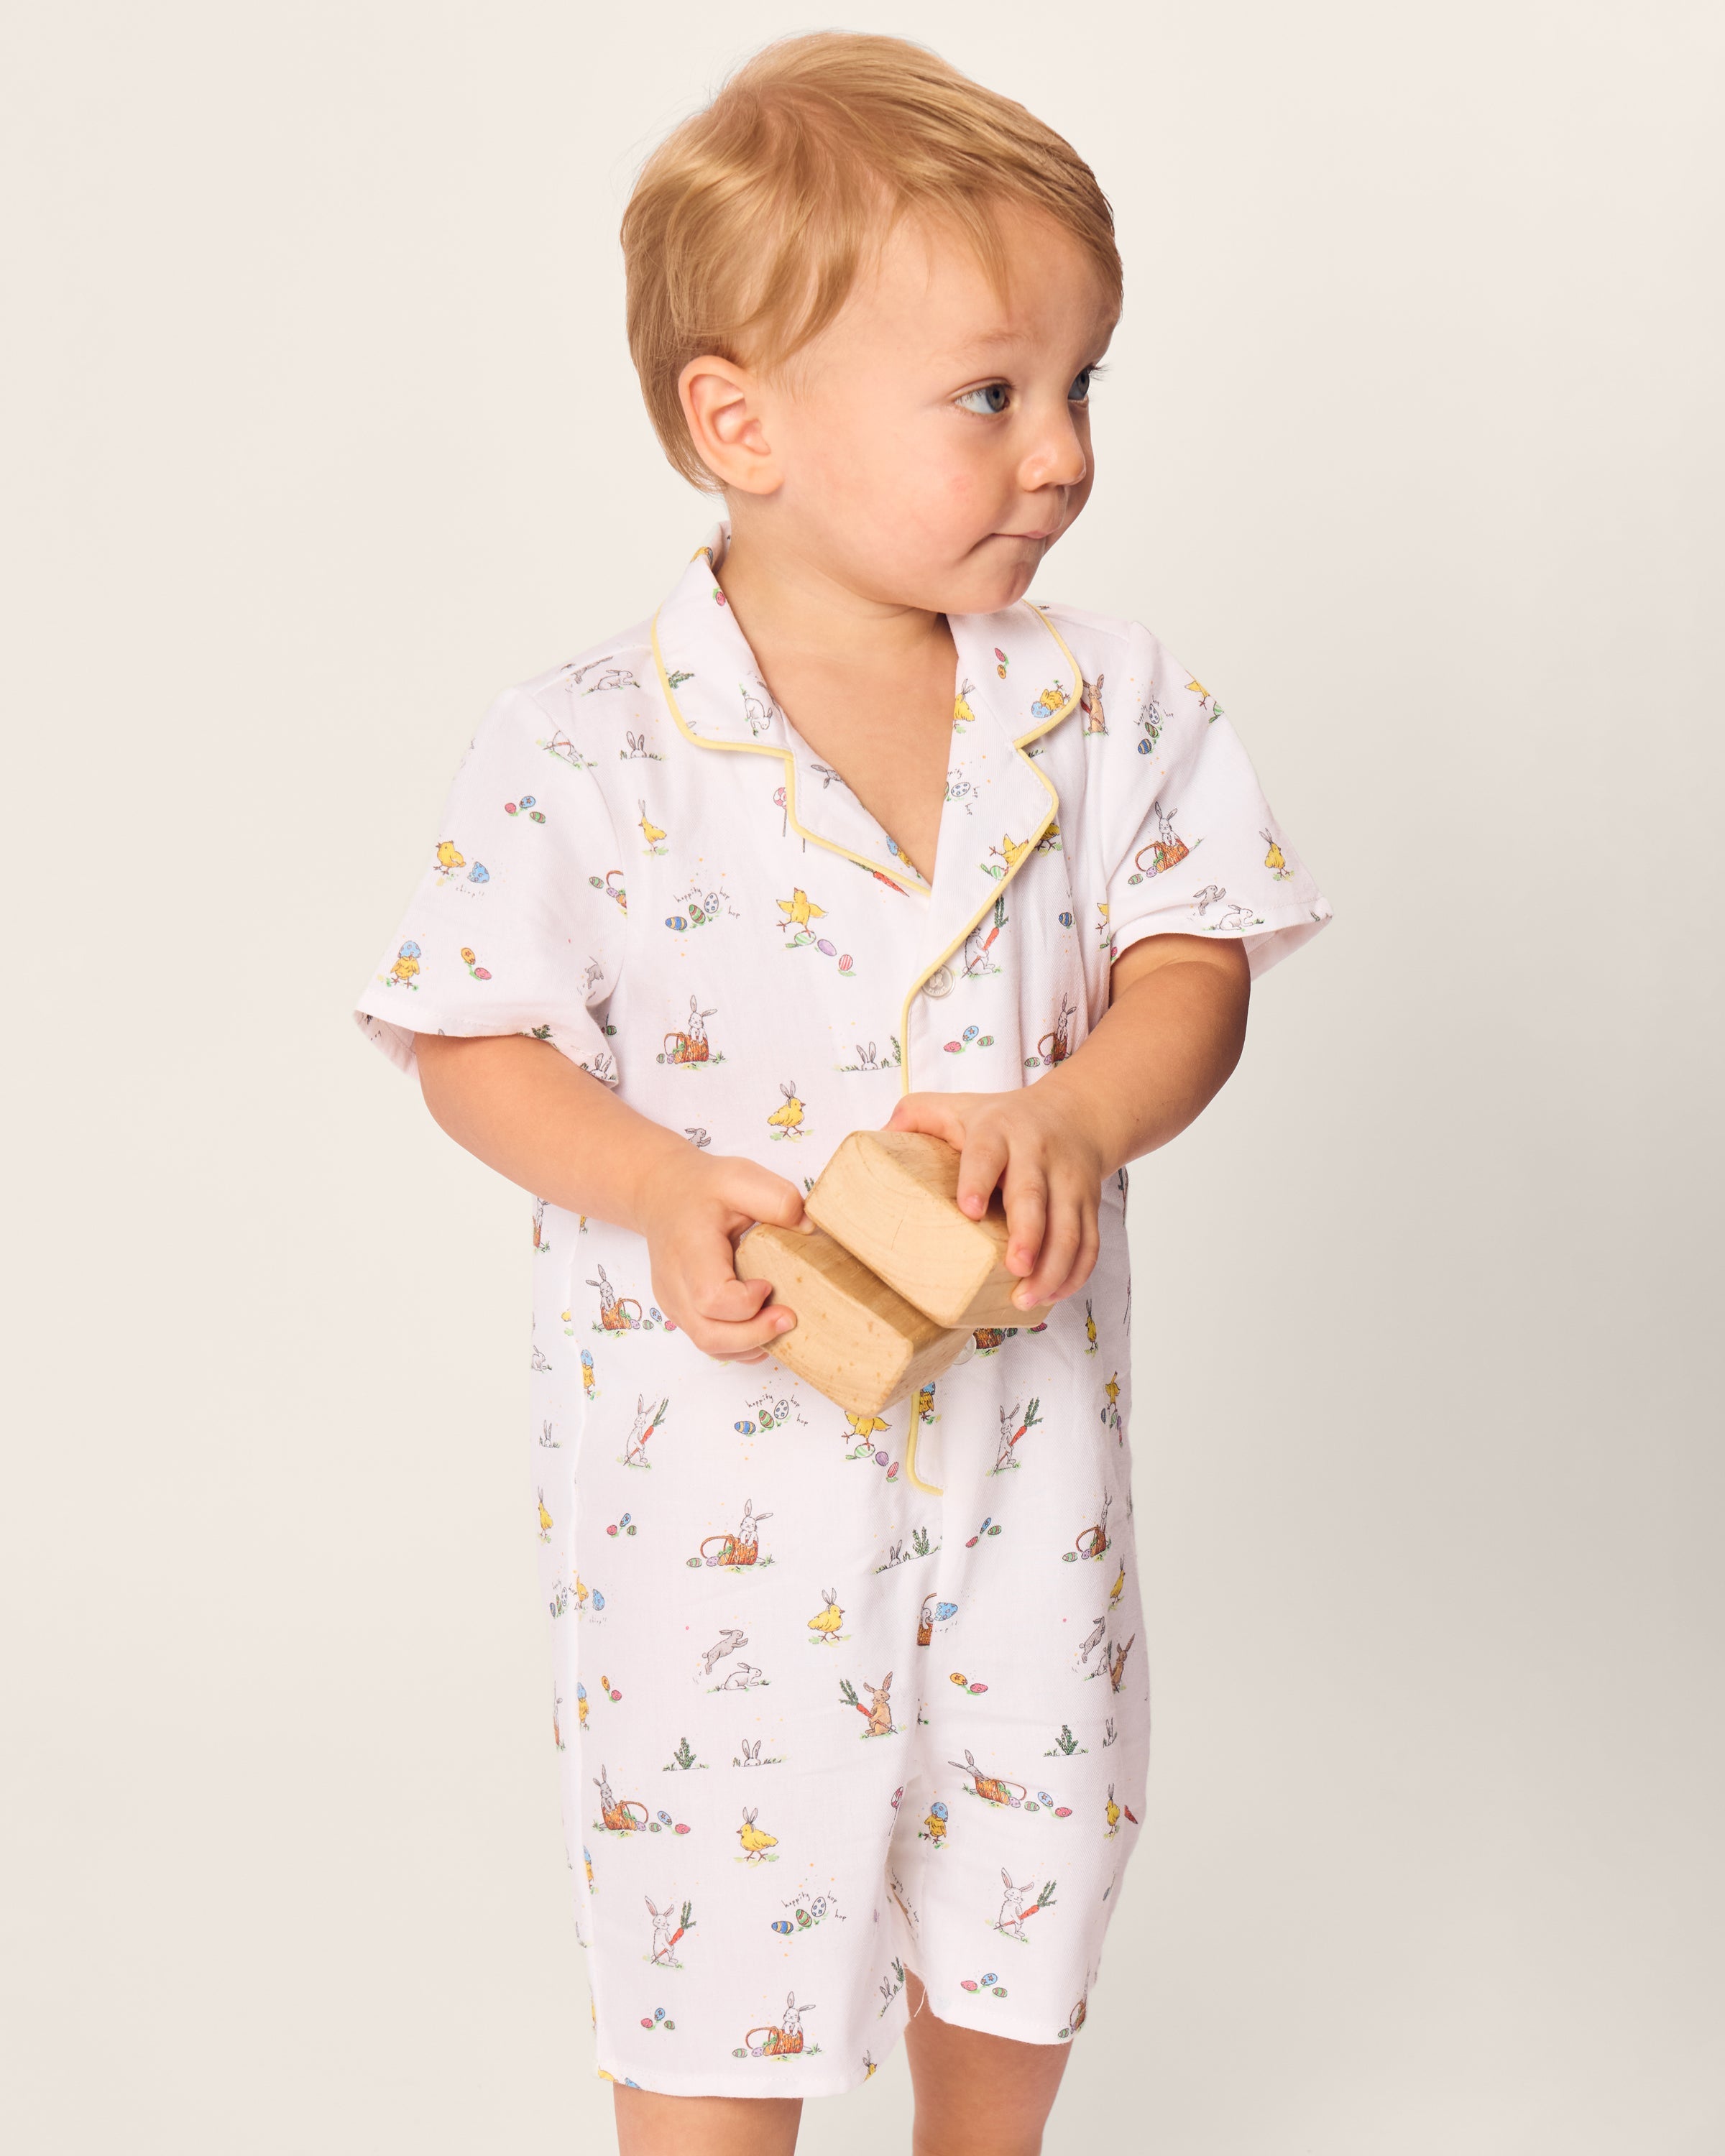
[903,1414,942,1494]
[894,609,1083,1497]
[650,609,929,889]
[893,603,1082,1100]
[653,596,1082,1504]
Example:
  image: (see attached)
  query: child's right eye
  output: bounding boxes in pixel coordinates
[955,383,1011,416]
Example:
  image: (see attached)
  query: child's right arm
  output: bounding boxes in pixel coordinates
[414,1033,808,1365]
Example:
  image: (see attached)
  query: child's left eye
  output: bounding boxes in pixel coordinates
[956,383,1011,416]
[1069,367,1095,402]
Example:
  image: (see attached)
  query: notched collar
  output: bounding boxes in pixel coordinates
[648,524,1085,947]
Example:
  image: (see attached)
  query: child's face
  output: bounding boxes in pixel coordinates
[726,205,1118,618]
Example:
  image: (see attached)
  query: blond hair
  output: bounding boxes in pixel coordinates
[622,32,1121,488]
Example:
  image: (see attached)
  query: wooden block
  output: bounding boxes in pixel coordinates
[803,1129,1053,1330]
[734,1222,970,1419]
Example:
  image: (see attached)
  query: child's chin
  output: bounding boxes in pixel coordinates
[929,558,1037,617]
[969,567,1038,614]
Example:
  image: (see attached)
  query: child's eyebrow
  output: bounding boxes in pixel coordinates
[943,329,1024,354]
[937,318,1119,364]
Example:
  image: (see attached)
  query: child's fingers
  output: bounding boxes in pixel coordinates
[720,1161,813,1233]
[884,1092,965,1148]
[699,1243,804,1359]
[699,1271,776,1325]
[1046,1208,1102,1302]
[647,1207,807,1360]
[1015,1182,1086,1307]
[998,1156,1048,1277]
[954,1126,1011,1222]
[1018,1190,1100,1302]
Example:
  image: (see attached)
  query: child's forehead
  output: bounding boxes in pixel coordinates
[847,208,1117,340]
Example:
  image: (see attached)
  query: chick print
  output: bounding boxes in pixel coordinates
[1262,826,1292,880]
[985,832,1032,878]
[387,939,420,988]
[807,1587,845,1645]
[736,1806,779,1863]
[1108,1560,1126,1611]
[1028,681,1067,722]
[536,1488,553,1540]
[1083,1301,1098,1353]
[433,839,465,876]
[953,681,977,729]
[921,1799,949,1848]
[637,801,668,854]
[766,1081,804,1138]
[845,1411,889,1445]
[776,888,826,935]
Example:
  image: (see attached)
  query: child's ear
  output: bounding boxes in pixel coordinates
[679,354,781,496]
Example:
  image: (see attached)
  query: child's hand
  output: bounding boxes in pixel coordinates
[638,1151,811,1365]
[884,1089,1106,1309]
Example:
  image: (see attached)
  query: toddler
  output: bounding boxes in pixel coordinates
[356,32,1329,2156]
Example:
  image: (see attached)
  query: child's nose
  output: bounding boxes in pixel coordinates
[1018,406,1090,494]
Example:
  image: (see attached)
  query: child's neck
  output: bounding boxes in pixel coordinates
[712,511,951,682]
[710,510,960,885]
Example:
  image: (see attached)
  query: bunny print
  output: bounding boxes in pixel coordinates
[701,1628,748,1674]
[663,994,718,1066]
[354,515,1329,2093]
[645,1894,693,1966]
[593,1765,647,1835]
[588,1263,643,1334]
[742,1991,814,2058]
[620,1393,668,1466]
[697,1498,771,1571]
[864,1674,895,1736]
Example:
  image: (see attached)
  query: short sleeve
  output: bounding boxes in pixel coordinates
[353,685,627,1081]
[1100,624,1331,979]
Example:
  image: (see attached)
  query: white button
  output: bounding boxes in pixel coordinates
[923,965,954,999]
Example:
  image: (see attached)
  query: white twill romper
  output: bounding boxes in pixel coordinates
[355,522,1330,2097]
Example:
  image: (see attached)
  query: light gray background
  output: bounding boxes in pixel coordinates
[5,3,1720,2150]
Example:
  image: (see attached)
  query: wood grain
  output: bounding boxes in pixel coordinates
[803,1129,1054,1330]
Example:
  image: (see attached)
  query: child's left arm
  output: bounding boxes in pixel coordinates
[885,932,1249,1312]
